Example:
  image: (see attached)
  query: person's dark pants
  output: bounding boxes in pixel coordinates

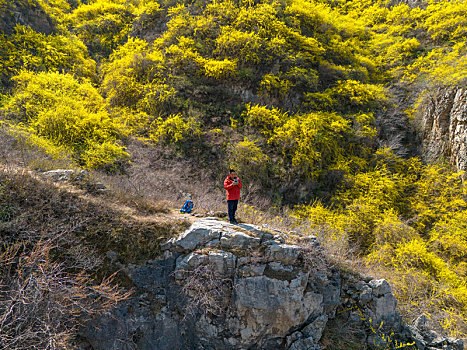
[227,200,238,223]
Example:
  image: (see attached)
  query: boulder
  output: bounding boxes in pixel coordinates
[231,272,323,344]
[167,219,224,251]
[220,230,261,250]
[42,169,75,182]
[266,243,302,265]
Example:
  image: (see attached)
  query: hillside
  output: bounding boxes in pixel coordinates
[1,0,467,347]
[0,160,463,349]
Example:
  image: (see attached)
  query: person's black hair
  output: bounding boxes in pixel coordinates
[229,169,236,174]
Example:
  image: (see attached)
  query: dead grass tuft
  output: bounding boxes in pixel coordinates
[178,263,233,318]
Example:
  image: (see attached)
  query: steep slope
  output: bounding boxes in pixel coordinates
[0,161,192,348]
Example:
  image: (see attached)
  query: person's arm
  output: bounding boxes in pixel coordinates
[224,178,234,190]
[237,177,242,189]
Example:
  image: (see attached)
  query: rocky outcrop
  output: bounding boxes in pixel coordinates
[419,87,467,172]
[40,169,109,193]
[0,0,55,35]
[80,218,464,350]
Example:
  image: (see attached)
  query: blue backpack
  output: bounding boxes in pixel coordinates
[180,200,194,213]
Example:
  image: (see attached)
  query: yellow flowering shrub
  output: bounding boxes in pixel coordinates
[5,71,127,169]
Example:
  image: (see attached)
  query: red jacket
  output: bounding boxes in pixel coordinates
[224,176,242,200]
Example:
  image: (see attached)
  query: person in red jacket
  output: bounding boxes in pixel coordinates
[224,169,242,224]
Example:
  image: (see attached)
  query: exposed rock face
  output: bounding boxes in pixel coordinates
[40,169,109,193]
[0,0,55,35]
[419,87,467,172]
[80,218,464,350]
[159,218,337,349]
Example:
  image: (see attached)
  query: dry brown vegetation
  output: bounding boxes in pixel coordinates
[0,240,129,350]
[0,130,196,348]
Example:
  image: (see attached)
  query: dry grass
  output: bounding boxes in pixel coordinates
[0,155,197,348]
[0,121,73,171]
[178,262,233,318]
[0,170,135,349]
[320,316,367,350]
[0,240,130,350]
[1,169,179,259]
[95,138,279,219]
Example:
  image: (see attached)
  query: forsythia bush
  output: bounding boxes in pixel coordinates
[270,111,352,177]
[243,104,287,135]
[65,0,137,57]
[0,25,95,86]
[228,137,270,185]
[4,71,128,169]
[149,114,201,147]
[295,150,467,335]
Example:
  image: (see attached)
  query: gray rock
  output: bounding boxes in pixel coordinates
[170,219,224,251]
[414,314,428,329]
[80,218,464,350]
[371,291,397,328]
[207,250,236,277]
[286,331,303,347]
[220,230,260,249]
[369,279,392,296]
[298,235,317,243]
[205,238,220,248]
[359,286,373,303]
[42,169,75,181]
[174,250,236,278]
[419,87,467,175]
[301,315,328,342]
[262,239,282,246]
[273,234,285,243]
[232,272,323,343]
[264,262,298,281]
[354,280,368,291]
[406,325,427,350]
[237,264,266,277]
[235,223,264,233]
[266,244,302,265]
[257,231,274,241]
[175,252,208,274]
[289,337,319,350]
